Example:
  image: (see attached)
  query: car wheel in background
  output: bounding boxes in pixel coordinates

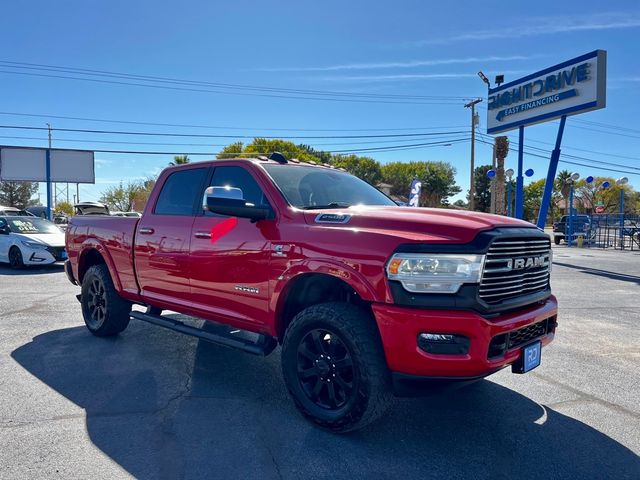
[81,264,131,336]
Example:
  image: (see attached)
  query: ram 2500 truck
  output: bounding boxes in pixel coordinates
[65,156,557,432]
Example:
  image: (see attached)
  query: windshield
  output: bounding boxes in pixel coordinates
[7,218,61,234]
[262,164,395,209]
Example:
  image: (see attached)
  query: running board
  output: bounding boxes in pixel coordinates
[130,311,277,356]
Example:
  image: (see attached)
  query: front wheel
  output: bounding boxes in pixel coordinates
[9,247,24,269]
[554,236,561,245]
[281,302,393,433]
[81,264,131,336]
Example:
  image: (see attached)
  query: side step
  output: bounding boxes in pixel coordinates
[130,311,277,356]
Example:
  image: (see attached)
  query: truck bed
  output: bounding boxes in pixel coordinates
[65,215,141,298]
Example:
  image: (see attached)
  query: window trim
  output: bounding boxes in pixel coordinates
[152,167,210,217]
[197,164,276,219]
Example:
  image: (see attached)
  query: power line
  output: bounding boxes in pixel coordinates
[0,60,472,101]
[0,123,468,140]
[0,133,466,148]
[0,111,467,133]
[475,137,640,177]
[0,65,468,106]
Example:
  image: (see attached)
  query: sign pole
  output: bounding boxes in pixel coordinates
[515,126,524,219]
[536,115,567,229]
[45,149,52,221]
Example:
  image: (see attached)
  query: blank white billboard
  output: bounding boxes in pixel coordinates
[0,147,95,183]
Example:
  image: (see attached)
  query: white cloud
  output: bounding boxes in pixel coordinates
[318,70,527,82]
[255,55,537,72]
[408,12,640,45]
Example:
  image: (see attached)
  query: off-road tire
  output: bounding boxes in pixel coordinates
[281,302,393,433]
[81,264,131,336]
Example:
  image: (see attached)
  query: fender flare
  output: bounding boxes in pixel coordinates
[77,239,123,293]
[271,259,379,335]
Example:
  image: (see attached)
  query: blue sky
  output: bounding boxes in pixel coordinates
[1,0,639,204]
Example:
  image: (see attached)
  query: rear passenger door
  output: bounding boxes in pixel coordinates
[134,167,209,308]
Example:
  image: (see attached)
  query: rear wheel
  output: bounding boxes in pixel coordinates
[281,302,393,433]
[554,236,561,245]
[9,247,24,269]
[81,264,131,336]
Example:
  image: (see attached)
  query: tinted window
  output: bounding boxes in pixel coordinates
[204,166,270,215]
[262,164,395,209]
[155,168,208,215]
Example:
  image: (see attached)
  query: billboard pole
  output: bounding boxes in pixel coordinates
[536,115,567,229]
[46,124,53,221]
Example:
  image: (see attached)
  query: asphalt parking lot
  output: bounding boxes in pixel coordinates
[1,246,639,479]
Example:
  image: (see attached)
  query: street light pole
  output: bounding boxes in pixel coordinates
[465,98,482,211]
[566,173,580,247]
[616,177,629,249]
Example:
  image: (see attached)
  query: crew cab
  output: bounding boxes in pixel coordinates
[65,155,557,432]
[552,214,593,245]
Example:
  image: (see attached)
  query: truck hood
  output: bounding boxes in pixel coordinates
[303,206,536,244]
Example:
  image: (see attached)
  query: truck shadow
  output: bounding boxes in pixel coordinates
[11,322,639,480]
[0,263,64,276]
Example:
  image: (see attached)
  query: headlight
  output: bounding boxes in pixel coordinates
[21,240,46,250]
[386,253,485,294]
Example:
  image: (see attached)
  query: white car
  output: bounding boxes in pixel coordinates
[0,216,66,268]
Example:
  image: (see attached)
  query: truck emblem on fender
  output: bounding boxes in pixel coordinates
[234,285,260,294]
[507,256,546,270]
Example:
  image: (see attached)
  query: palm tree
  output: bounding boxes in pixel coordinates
[169,155,190,166]
[494,136,509,215]
[555,170,573,215]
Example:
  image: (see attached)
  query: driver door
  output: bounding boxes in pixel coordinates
[189,165,276,328]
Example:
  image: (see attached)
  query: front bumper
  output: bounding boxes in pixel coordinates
[373,295,557,380]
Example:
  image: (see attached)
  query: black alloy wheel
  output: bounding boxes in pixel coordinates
[85,277,107,330]
[9,247,24,269]
[296,328,356,410]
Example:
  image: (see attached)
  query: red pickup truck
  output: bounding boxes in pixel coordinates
[65,155,557,432]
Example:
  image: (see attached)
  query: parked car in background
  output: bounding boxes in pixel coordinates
[26,206,48,218]
[0,206,35,217]
[111,211,142,217]
[552,215,594,245]
[74,202,110,216]
[0,216,66,268]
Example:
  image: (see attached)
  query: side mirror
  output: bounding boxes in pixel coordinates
[204,186,271,221]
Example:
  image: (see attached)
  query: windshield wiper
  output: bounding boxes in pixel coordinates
[302,202,352,210]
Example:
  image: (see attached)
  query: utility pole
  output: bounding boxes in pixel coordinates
[464,98,482,211]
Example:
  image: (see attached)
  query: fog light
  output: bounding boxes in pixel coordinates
[418,333,470,355]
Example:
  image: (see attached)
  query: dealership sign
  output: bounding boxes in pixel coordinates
[487,50,606,134]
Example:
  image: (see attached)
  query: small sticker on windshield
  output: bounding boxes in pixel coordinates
[315,213,351,224]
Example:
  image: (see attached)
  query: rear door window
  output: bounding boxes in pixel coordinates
[155,168,208,215]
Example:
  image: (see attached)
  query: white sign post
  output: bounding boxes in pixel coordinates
[484,50,606,225]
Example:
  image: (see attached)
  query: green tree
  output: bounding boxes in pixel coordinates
[0,181,39,208]
[216,142,245,159]
[574,176,635,214]
[55,201,74,216]
[330,155,382,185]
[470,165,493,213]
[99,182,144,212]
[169,155,190,166]
[523,178,546,221]
[554,170,573,214]
[381,161,461,207]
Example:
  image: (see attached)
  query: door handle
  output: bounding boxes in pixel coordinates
[139,227,154,235]
[194,231,212,239]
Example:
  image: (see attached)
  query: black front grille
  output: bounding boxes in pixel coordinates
[488,316,557,359]
[46,246,66,261]
[479,237,551,305]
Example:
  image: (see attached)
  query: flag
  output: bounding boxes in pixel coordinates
[408,178,422,207]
